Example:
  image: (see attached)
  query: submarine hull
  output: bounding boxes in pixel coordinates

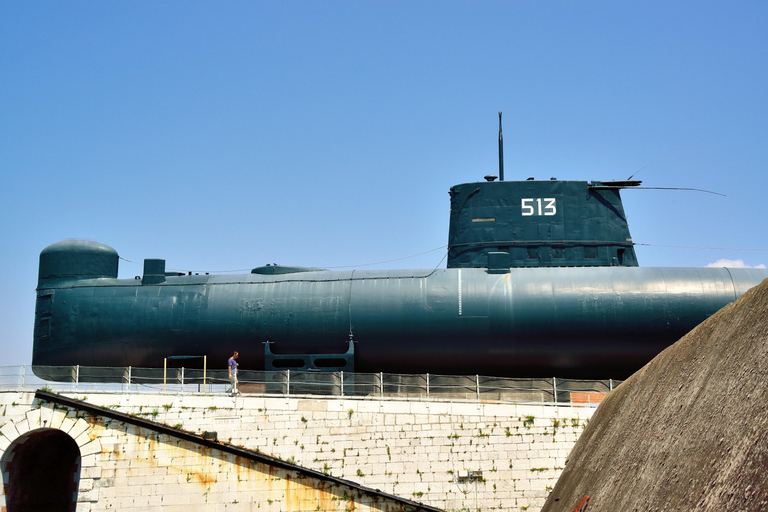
[33,241,768,379]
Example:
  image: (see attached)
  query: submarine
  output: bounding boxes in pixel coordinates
[30,115,768,380]
[32,172,768,380]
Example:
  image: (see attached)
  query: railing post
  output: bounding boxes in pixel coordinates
[609,378,613,391]
[426,373,430,399]
[203,355,207,395]
[476,375,480,402]
[128,366,132,391]
[163,358,167,393]
[286,370,290,395]
[340,371,344,397]
[75,365,80,390]
[380,372,384,398]
[181,367,185,393]
[553,377,558,403]
[21,365,25,389]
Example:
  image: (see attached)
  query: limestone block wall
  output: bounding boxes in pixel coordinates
[1,391,437,512]
[1,390,597,511]
[71,392,596,511]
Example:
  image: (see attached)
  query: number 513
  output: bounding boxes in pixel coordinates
[521,198,556,216]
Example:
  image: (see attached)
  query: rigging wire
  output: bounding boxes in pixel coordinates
[322,245,447,269]
[634,243,768,252]
[632,186,725,197]
[119,245,450,274]
[121,241,767,277]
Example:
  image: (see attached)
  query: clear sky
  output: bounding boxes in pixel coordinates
[2,2,767,367]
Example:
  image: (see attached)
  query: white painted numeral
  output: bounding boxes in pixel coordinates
[521,198,535,216]
[521,198,557,216]
[543,197,556,216]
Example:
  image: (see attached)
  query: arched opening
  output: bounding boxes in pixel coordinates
[1,428,81,512]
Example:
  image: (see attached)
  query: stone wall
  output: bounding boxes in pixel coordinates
[0,390,597,511]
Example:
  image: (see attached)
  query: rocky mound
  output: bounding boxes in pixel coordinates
[542,278,768,512]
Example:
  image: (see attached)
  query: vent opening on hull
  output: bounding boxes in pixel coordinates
[264,340,355,372]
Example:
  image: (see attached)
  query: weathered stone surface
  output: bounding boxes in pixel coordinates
[543,278,768,512]
[0,389,597,512]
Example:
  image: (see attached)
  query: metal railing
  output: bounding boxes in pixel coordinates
[0,365,618,405]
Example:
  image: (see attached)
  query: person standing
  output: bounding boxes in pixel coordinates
[227,351,239,395]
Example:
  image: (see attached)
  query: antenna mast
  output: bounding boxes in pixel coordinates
[498,111,504,181]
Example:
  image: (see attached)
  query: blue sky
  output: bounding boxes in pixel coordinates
[2,2,767,367]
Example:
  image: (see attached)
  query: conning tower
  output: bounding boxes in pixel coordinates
[447,177,640,269]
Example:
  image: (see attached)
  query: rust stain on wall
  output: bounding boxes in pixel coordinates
[8,397,439,512]
[190,471,217,486]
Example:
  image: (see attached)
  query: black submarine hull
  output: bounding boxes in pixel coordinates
[32,240,768,379]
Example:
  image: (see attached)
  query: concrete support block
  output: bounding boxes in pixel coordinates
[38,403,56,428]
[25,408,42,430]
[59,416,77,435]
[74,429,93,448]
[47,407,67,429]
[0,421,20,442]
[80,439,102,457]
[81,453,99,468]
[81,466,102,480]
[77,489,100,502]
[78,477,95,492]
[13,419,30,437]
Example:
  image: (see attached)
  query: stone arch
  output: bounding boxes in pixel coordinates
[1,428,81,512]
[0,404,103,510]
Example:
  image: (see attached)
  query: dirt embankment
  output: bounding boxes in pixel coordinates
[543,278,768,512]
